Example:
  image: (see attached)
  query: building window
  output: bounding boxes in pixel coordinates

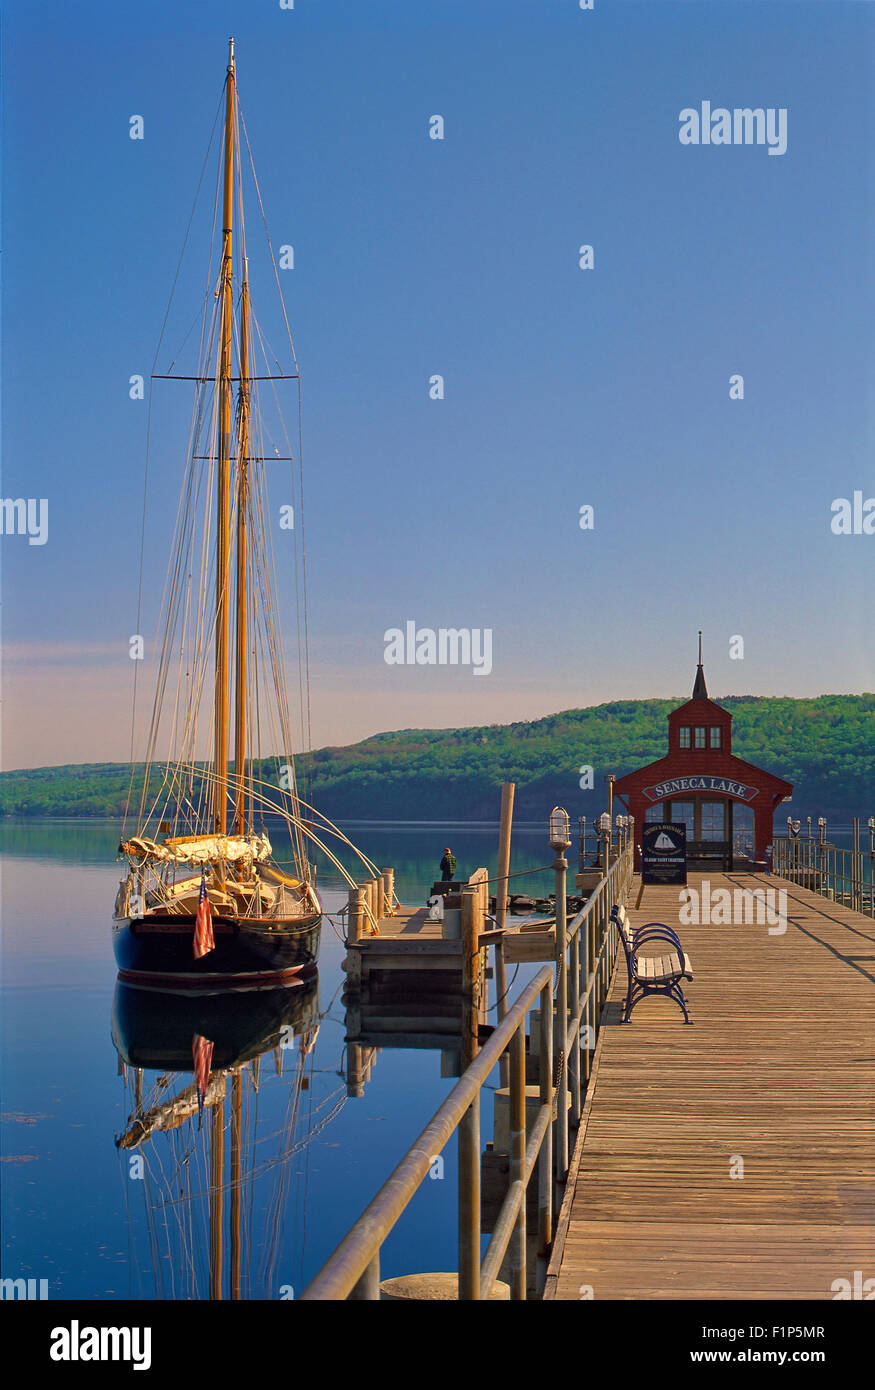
[700,801,726,840]
[679,727,691,748]
[645,803,663,822]
[710,726,721,748]
[694,727,706,748]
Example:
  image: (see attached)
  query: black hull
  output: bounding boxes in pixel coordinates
[111,976,320,1071]
[112,910,322,989]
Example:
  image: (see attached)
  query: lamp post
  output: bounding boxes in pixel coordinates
[549,807,571,1181]
[605,775,615,832]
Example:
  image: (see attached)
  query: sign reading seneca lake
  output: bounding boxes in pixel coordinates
[642,776,759,802]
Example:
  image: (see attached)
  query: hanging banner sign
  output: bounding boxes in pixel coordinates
[641,822,687,885]
[642,776,758,802]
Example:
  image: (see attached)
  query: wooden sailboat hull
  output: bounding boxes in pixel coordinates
[112,910,322,988]
[112,976,319,1070]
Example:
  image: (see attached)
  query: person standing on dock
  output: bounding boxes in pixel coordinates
[440,847,457,882]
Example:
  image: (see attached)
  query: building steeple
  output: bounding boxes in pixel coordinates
[692,630,708,700]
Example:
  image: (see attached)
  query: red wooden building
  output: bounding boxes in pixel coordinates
[613,655,793,871]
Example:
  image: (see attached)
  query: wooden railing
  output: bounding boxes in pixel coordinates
[300,840,635,1300]
[772,827,875,918]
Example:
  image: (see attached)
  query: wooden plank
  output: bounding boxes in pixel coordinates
[545,871,875,1300]
[504,929,556,963]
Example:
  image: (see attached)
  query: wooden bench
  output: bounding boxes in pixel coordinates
[611,903,694,1024]
[687,839,731,869]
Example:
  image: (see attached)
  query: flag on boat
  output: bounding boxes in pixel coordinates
[192,1033,214,1116]
[194,870,215,958]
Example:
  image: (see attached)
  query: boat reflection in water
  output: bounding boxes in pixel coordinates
[112,976,338,1300]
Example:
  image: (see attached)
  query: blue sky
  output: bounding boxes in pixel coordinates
[2,0,873,768]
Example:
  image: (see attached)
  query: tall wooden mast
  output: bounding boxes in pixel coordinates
[214,36,235,835]
[233,261,250,836]
[230,1069,242,1299]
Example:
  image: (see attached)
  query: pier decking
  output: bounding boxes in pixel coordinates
[545,872,875,1300]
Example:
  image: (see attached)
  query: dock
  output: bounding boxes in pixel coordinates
[545,871,875,1300]
[303,684,875,1302]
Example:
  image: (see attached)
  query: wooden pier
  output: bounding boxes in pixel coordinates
[545,871,875,1300]
[342,866,502,1068]
[342,867,496,982]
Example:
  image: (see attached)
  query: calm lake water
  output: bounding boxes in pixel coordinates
[0,818,556,1300]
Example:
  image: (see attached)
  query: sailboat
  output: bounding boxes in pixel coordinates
[113,39,385,987]
[112,978,332,1299]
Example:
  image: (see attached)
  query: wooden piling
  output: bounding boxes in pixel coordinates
[365,878,377,932]
[381,867,395,915]
[495,784,514,1082]
[460,887,480,1070]
[348,885,365,944]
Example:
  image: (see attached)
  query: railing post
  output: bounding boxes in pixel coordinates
[569,917,581,1127]
[582,897,591,1082]
[554,846,569,1181]
[852,818,861,912]
[349,1252,380,1300]
[538,975,553,1287]
[509,1024,526,1300]
[458,1094,481,1300]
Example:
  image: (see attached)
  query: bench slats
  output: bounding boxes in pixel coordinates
[635,951,693,982]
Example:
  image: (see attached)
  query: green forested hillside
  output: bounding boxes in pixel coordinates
[1,695,873,821]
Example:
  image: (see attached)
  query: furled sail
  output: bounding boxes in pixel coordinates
[120,833,272,866]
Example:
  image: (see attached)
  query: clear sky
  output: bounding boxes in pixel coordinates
[2,0,873,770]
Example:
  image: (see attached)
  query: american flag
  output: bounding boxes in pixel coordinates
[192,1033,214,1117]
[193,869,215,958]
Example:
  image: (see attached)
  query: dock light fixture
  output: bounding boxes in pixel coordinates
[549,806,571,852]
[818,817,827,845]
[868,817,874,853]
